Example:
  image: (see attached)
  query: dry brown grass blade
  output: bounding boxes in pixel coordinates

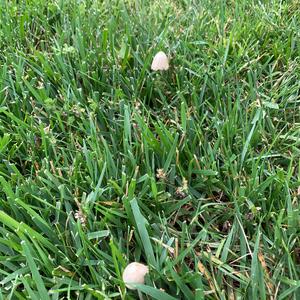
[258,251,275,298]
[197,261,216,295]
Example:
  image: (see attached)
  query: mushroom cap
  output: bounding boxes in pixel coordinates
[122,262,149,290]
[151,51,169,71]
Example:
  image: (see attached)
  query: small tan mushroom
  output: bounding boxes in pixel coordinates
[122,262,149,290]
[151,51,169,71]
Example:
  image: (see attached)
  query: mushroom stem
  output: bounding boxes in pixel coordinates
[138,290,144,300]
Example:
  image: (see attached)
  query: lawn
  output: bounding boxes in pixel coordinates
[0,0,300,299]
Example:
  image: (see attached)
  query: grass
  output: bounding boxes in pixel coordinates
[0,0,300,299]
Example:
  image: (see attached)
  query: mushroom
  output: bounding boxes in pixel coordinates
[151,51,169,71]
[122,262,149,290]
